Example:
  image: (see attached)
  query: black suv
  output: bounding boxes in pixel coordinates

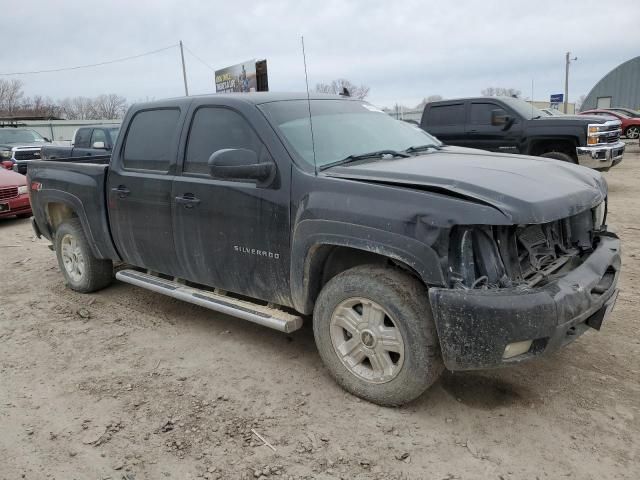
[421,96,625,171]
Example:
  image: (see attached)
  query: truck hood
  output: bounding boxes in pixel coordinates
[530,115,611,126]
[0,142,45,149]
[321,146,606,224]
[0,167,27,187]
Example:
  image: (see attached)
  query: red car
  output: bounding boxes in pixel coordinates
[580,109,640,139]
[0,162,32,218]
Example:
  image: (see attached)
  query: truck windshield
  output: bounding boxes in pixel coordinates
[259,100,441,168]
[0,129,46,144]
[498,97,547,120]
[108,128,120,144]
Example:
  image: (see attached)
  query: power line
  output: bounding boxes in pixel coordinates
[0,44,179,76]
[182,44,216,72]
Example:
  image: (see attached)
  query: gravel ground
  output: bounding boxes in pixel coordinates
[1,148,639,480]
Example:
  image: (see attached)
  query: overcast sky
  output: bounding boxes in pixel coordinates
[3,0,639,108]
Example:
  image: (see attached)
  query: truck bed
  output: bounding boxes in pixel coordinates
[27,160,119,260]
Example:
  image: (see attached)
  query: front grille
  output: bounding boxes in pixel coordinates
[14,149,40,160]
[0,186,18,200]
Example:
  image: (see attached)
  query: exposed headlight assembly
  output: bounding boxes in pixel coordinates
[18,185,28,195]
[0,150,11,158]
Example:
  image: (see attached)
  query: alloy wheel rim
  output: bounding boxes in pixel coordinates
[60,233,84,283]
[329,297,405,384]
[627,127,640,139]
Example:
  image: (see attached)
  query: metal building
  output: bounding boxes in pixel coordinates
[582,56,640,111]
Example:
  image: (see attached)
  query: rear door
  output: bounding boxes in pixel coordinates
[466,101,522,153]
[107,105,187,275]
[421,102,467,145]
[171,101,291,304]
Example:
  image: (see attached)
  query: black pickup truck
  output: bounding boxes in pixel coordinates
[27,93,621,406]
[421,96,625,171]
[12,125,119,175]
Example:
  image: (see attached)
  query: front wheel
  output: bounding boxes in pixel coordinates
[539,151,576,163]
[313,265,443,406]
[625,126,640,139]
[54,218,113,293]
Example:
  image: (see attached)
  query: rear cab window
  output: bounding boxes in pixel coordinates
[122,109,181,171]
[426,103,465,126]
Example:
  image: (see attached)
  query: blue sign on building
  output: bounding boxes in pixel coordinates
[550,93,564,103]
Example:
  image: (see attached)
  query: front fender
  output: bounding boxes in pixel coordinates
[290,219,445,314]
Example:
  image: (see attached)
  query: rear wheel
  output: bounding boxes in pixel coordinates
[54,218,113,293]
[313,265,443,406]
[540,151,576,163]
[625,126,640,139]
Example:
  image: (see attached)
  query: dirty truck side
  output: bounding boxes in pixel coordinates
[27,93,621,406]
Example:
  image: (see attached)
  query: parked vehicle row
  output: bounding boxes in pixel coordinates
[11,125,119,175]
[26,93,621,406]
[579,109,640,140]
[420,96,625,171]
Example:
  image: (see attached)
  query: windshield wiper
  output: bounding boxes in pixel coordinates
[319,149,410,171]
[403,144,442,154]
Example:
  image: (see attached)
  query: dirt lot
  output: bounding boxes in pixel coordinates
[1,149,639,480]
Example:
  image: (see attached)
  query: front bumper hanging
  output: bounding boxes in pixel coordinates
[429,234,621,371]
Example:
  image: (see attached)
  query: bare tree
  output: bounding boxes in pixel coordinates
[416,95,444,109]
[19,95,62,118]
[481,87,521,98]
[58,96,97,120]
[575,94,587,112]
[93,94,128,119]
[0,79,25,115]
[315,78,370,99]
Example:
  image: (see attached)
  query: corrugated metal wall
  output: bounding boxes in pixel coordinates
[583,56,640,111]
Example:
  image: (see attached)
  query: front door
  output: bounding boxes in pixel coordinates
[466,101,521,153]
[172,105,291,304]
[108,107,185,275]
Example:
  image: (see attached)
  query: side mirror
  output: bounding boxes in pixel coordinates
[44,137,51,142]
[2,160,13,169]
[491,109,515,130]
[207,149,274,185]
[92,141,106,149]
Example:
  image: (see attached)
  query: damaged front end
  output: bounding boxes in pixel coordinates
[429,201,621,370]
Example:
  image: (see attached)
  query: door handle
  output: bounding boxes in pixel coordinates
[468,129,478,133]
[111,186,130,198]
[175,194,201,208]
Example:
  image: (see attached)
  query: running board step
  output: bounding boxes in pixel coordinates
[115,269,303,333]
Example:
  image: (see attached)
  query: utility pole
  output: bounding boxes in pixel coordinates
[564,51,577,113]
[179,40,189,97]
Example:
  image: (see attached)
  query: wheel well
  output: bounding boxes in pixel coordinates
[529,138,577,159]
[46,202,77,233]
[305,245,422,310]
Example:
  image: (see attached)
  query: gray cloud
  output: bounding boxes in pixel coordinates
[3,0,639,108]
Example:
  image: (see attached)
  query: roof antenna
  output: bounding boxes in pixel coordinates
[301,36,317,176]
[340,87,351,97]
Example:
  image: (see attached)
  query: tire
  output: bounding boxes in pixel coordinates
[624,126,640,139]
[54,218,113,293]
[539,151,576,163]
[17,213,32,219]
[313,265,443,406]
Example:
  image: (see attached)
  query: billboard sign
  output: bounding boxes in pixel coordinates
[215,60,257,93]
[550,93,564,104]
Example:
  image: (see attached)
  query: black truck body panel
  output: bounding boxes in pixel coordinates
[27,92,621,371]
